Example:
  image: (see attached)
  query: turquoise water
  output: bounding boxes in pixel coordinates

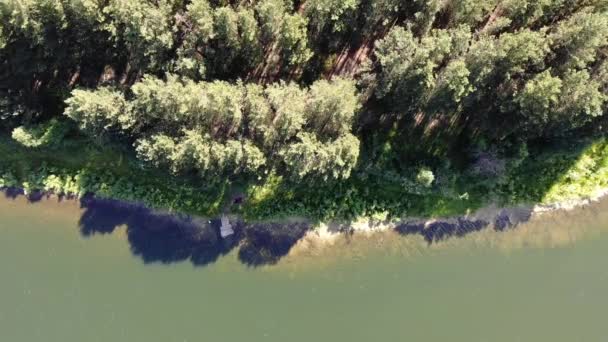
[1,195,607,341]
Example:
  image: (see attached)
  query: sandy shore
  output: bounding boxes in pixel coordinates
[309,187,608,243]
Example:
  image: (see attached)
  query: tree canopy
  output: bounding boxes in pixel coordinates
[1,0,607,193]
[64,75,361,180]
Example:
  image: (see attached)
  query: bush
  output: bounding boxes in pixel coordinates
[416,168,435,188]
[11,119,71,148]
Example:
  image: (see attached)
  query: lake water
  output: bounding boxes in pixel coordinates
[1,194,608,341]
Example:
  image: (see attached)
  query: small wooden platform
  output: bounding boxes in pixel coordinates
[219,215,234,238]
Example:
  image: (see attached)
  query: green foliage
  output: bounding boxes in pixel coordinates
[242,84,272,145]
[280,133,360,181]
[236,8,263,68]
[541,140,608,203]
[369,17,603,146]
[374,26,452,106]
[133,133,177,170]
[467,28,550,83]
[412,0,444,35]
[103,0,176,70]
[279,14,312,67]
[516,69,607,134]
[3,0,608,224]
[172,0,213,79]
[64,87,132,134]
[4,130,608,224]
[213,6,240,57]
[11,118,70,148]
[186,0,214,40]
[178,0,307,77]
[502,139,608,205]
[437,59,474,104]
[550,10,608,69]
[135,130,266,178]
[517,70,562,127]
[306,78,359,139]
[359,0,405,33]
[450,0,497,26]
[258,81,307,145]
[243,164,477,221]
[500,0,556,28]
[416,168,435,187]
[128,74,199,130]
[255,0,288,43]
[305,0,360,34]
[126,75,248,138]
[0,171,19,188]
[0,0,68,45]
[0,0,108,119]
[201,81,245,138]
[0,135,226,215]
[64,75,362,183]
[558,70,607,127]
[447,25,472,57]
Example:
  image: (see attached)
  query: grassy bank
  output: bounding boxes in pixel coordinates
[503,138,608,204]
[0,134,227,216]
[2,133,608,222]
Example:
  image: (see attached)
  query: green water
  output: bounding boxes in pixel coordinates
[1,196,608,342]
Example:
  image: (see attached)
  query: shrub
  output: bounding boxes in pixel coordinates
[416,168,435,188]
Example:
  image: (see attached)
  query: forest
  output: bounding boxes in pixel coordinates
[1,0,608,221]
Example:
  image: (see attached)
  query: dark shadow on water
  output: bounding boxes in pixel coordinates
[238,222,310,267]
[3,187,24,199]
[493,207,533,232]
[396,207,533,244]
[1,189,536,265]
[396,219,490,244]
[2,188,75,203]
[25,190,46,203]
[78,196,243,267]
[79,196,142,235]
[78,195,309,267]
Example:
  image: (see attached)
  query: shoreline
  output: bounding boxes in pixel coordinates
[309,187,608,243]
[4,185,608,245]
[3,184,608,267]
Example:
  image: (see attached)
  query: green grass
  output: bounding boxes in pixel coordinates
[0,134,227,216]
[2,133,608,223]
[243,138,608,222]
[242,170,483,221]
[503,138,608,204]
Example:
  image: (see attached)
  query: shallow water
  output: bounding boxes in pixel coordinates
[1,195,608,341]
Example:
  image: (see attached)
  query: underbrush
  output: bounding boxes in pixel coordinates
[0,135,226,216]
[2,133,608,222]
[502,138,608,204]
[242,172,481,221]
